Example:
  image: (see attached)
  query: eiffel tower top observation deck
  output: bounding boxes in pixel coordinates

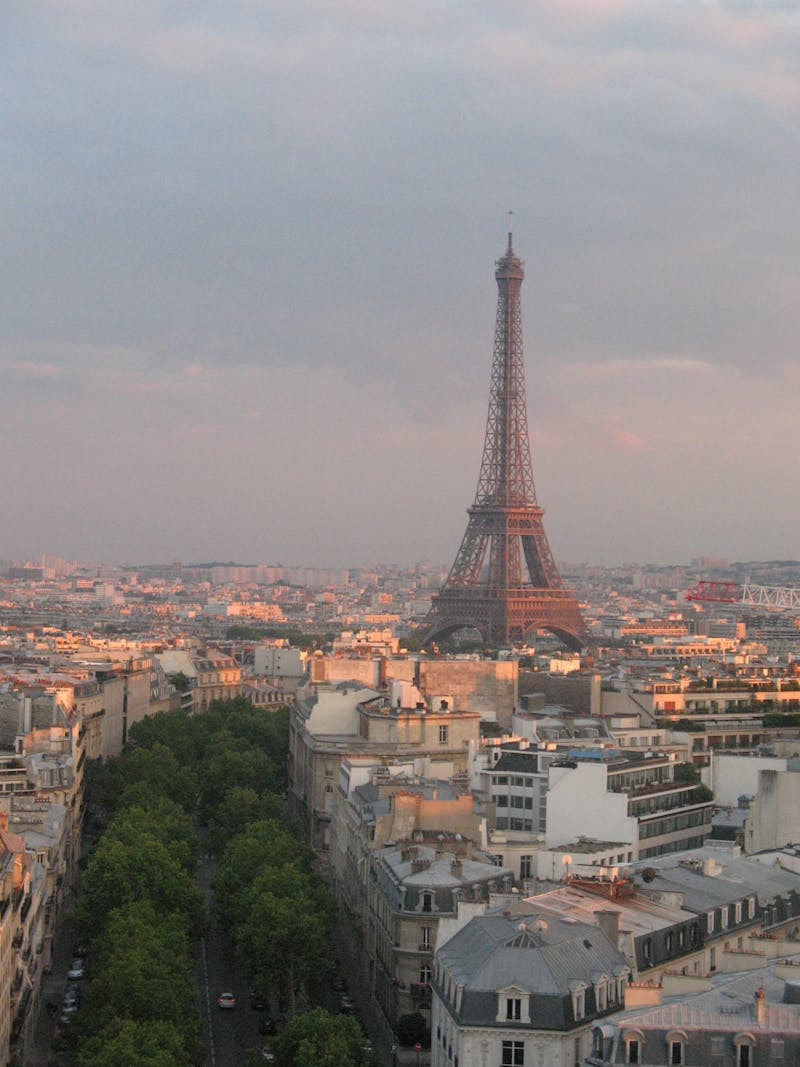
[422,225,588,650]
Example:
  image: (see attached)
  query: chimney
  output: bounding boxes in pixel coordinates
[753,986,766,1024]
[596,909,621,947]
[450,859,463,878]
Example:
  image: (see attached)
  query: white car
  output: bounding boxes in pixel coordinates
[67,960,85,980]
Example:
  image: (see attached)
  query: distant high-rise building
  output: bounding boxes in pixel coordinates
[423,227,588,648]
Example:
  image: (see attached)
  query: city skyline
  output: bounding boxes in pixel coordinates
[4,3,800,568]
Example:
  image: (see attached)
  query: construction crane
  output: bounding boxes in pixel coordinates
[685,579,800,614]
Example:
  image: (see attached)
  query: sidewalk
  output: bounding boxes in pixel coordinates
[26,891,78,1067]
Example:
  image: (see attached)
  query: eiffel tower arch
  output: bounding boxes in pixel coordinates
[422,227,589,651]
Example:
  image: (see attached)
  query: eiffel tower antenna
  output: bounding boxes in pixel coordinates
[422,228,588,649]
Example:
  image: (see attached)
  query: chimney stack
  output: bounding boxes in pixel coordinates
[596,909,621,948]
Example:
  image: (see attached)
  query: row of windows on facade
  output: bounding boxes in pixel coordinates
[707,897,757,933]
[640,834,708,859]
[495,794,539,809]
[618,1031,765,1066]
[494,818,538,832]
[638,808,711,837]
[435,971,627,1025]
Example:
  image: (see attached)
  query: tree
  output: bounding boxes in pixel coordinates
[82,901,199,1049]
[215,819,313,926]
[77,1018,189,1067]
[112,790,198,871]
[396,1012,429,1047]
[206,787,283,854]
[167,671,192,694]
[236,864,337,1016]
[78,823,205,940]
[673,762,700,784]
[271,1008,368,1067]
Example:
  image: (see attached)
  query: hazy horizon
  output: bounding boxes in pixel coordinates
[4,3,800,569]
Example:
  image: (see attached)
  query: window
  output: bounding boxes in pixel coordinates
[708,910,716,933]
[643,938,652,963]
[501,1040,524,1066]
[572,989,585,1020]
[419,964,432,985]
[506,997,521,1021]
[422,893,433,913]
[771,1037,785,1060]
[670,1040,683,1065]
[626,1038,640,1064]
[736,1045,751,1067]
[721,906,729,928]
[748,897,756,920]
[439,725,449,744]
[735,902,742,923]
[520,855,533,879]
[420,926,431,949]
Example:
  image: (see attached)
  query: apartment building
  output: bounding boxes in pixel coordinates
[546,753,714,861]
[431,909,629,1067]
[289,680,480,851]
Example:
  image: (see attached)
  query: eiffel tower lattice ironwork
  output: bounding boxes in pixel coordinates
[422,227,588,650]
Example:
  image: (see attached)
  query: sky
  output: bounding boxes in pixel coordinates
[3,1,800,569]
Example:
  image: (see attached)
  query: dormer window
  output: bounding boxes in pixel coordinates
[667,1029,688,1065]
[497,987,530,1025]
[422,892,433,913]
[624,1031,644,1064]
[570,983,587,1021]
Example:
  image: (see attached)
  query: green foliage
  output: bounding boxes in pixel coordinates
[198,742,278,822]
[88,742,198,818]
[763,712,800,727]
[76,1017,190,1067]
[214,818,314,922]
[271,1008,368,1067]
[77,813,205,940]
[205,787,283,855]
[692,784,714,803]
[81,901,200,1055]
[236,864,337,1012]
[395,1012,429,1047]
[673,762,700,784]
[167,672,192,694]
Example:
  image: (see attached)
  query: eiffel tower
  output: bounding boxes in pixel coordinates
[422,224,588,650]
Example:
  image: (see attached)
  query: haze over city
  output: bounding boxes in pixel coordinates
[4,2,800,568]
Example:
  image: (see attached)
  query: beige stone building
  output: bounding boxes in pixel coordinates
[329,762,510,1029]
[289,680,481,851]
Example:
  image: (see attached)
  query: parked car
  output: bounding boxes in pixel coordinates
[339,993,355,1014]
[218,992,236,1010]
[63,985,81,1007]
[67,959,85,980]
[250,991,268,1011]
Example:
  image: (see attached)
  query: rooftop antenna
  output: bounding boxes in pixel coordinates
[507,210,514,252]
